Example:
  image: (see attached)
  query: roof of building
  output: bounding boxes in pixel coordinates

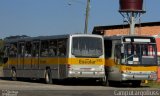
[92,21,160,34]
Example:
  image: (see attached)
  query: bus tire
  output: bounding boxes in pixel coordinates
[132,80,141,87]
[11,68,17,81]
[45,69,52,84]
[108,81,114,86]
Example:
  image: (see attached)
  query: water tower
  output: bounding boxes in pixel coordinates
[119,0,146,35]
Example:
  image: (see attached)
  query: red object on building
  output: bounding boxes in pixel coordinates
[156,38,160,55]
[156,38,160,82]
[158,67,160,82]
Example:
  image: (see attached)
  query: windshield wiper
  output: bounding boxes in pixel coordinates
[125,54,134,60]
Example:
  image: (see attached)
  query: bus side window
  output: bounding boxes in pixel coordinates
[32,42,40,57]
[142,44,149,56]
[49,40,57,57]
[25,42,32,57]
[9,43,17,57]
[57,39,66,57]
[18,43,25,57]
[40,40,49,57]
[4,46,9,57]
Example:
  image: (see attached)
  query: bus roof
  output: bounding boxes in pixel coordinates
[4,34,70,43]
[104,35,156,40]
[4,34,102,43]
[104,35,156,44]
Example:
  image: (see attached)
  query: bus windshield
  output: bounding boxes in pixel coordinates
[122,43,157,65]
[72,37,103,57]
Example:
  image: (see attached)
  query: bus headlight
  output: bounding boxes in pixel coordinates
[150,72,157,80]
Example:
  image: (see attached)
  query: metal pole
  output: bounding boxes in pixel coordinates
[84,0,90,34]
[130,12,135,35]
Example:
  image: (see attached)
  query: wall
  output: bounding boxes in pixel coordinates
[104,26,160,36]
[156,38,160,82]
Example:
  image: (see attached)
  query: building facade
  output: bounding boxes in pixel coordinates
[93,22,160,36]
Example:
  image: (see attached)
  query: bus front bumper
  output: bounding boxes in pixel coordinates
[68,71,105,78]
[121,72,157,81]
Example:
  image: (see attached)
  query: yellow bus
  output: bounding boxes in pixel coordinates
[104,35,158,87]
[2,34,105,84]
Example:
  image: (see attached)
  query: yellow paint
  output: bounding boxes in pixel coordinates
[8,58,17,65]
[4,57,105,67]
[105,58,116,67]
[120,65,157,71]
[24,58,32,64]
[105,58,157,72]
[145,80,148,84]
[68,58,104,65]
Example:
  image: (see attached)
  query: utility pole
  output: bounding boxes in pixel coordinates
[84,0,90,34]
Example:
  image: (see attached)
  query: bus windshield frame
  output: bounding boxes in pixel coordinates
[121,43,157,66]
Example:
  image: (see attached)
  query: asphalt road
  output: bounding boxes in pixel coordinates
[0,79,160,96]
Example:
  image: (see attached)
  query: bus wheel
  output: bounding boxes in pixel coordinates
[45,69,52,84]
[132,80,141,87]
[11,68,17,81]
[107,80,115,86]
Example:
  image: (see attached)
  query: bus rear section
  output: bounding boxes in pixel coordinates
[67,35,105,80]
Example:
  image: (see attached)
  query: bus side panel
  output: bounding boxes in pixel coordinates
[3,69,10,77]
[105,58,122,81]
[3,58,17,77]
[37,57,68,79]
[3,57,69,79]
[58,64,68,79]
[58,58,68,79]
[38,57,59,79]
[22,57,32,77]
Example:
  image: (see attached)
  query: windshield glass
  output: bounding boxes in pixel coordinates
[122,43,157,65]
[72,37,103,57]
